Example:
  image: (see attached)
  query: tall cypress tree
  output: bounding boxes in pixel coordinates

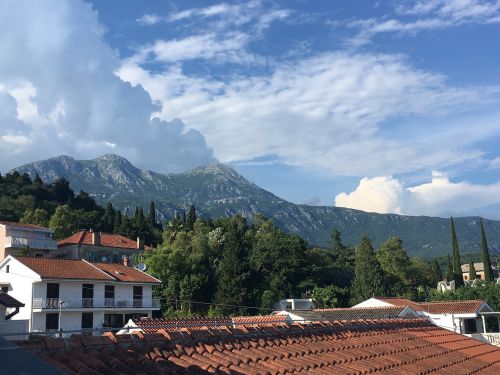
[480,218,493,282]
[186,205,197,231]
[450,217,463,287]
[148,201,156,228]
[468,260,477,281]
[351,234,384,304]
[446,255,454,282]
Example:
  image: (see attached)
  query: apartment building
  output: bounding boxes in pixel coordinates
[0,221,57,261]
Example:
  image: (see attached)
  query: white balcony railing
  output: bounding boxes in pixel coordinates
[32,297,160,310]
[5,236,57,250]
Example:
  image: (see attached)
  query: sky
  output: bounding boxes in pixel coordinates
[1,0,500,218]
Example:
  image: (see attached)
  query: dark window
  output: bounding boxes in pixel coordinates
[1,286,8,293]
[133,286,143,307]
[103,314,123,328]
[464,319,478,334]
[46,283,59,299]
[105,285,115,299]
[6,265,9,273]
[35,253,43,258]
[82,284,94,308]
[81,312,93,329]
[46,313,59,330]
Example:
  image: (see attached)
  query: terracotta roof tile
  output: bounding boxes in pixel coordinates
[15,257,159,283]
[93,262,160,283]
[374,297,425,311]
[58,230,140,250]
[21,318,500,374]
[417,300,486,314]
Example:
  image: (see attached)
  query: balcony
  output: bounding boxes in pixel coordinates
[32,297,160,310]
[5,236,57,250]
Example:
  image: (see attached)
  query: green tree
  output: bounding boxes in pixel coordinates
[431,259,442,285]
[468,261,477,281]
[376,236,410,294]
[446,255,454,282]
[20,208,50,228]
[186,205,197,231]
[450,217,464,287]
[312,285,348,308]
[480,218,493,282]
[351,234,384,304]
[49,204,79,239]
[148,201,157,228]
[330,228,355,287]
[113,210,122,233]
[215,216,252,315]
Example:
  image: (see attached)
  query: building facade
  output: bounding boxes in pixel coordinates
[461,262,500,282]
[0,256,160,336]
[56,230,145,263]
[0,221,57,261]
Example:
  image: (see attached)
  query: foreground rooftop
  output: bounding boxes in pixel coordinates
[18,318,500,374]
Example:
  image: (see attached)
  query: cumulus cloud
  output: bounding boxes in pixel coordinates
[0,0,215,173]
[118,50,500,176]
[335,172,500,216]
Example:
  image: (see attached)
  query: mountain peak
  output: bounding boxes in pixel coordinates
[94,154,132,164]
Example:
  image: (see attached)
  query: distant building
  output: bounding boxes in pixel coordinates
[0,256,160,336]
[57,229,145,263]
[354,297,500,346]
[0,221,57,261]
[461,262,500,282]
[275,298,313,311]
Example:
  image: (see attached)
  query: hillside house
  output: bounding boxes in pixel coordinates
[0,221,57,261]
[0,256,160,336]
[462,262,500,282]
[56,229,145,263]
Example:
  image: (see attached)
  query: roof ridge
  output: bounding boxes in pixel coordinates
[82,259,116,281]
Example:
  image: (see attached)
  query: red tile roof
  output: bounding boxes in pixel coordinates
[232,315,289,325]
[130,317,234,332]
[57,230,139,250]
[19,318,500,374]
[417,300,486,314]
[0,221,52,231]
[15,257,159,283]
[375,297,425,311]
[93,262,159,283]
[16,257,113,281]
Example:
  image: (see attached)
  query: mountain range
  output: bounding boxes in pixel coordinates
[12,154,500,258]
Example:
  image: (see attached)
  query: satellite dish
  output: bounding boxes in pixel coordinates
[121,255,128,260]
[136,263,147,272]
[101,256,108,262]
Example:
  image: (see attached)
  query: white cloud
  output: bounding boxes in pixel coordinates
[118,50,500,176]
[349,0,500,45]
[335,172,500,216]
[0,0,215,173]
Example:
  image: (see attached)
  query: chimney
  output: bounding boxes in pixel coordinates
[92,231,100,246]
[136,237,144,250]
[123,256,129,267]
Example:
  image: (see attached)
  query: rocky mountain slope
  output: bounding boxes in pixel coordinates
[13,154,500,258]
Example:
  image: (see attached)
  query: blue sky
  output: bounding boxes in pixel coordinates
[1,1,500,218]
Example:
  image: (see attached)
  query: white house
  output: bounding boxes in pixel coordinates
[353,297,500,346]
[0,256,160,336]
[274,298,314,311]
[0,221,57,261]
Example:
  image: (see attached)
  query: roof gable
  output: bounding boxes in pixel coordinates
[417,300,488,314]
[58,230,140,250]
[0,221,52,232]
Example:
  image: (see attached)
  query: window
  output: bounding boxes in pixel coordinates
[82,284,94,308]
[133,286,143,307]
[46,283,59,298]
[81,312,93,329]
[103,314,123,328]
[1,286,8,293]
[105,285,115,299]
[46,313,59,330]
[6,265,9,273]
[464,319,478,334]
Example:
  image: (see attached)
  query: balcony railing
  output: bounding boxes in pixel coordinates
[5,236,57,250]
[32,298,160,309]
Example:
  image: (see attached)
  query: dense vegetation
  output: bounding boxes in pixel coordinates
[145,213,450,316]
[0,171,162,245]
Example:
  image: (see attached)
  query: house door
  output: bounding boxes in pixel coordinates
[46,283,59,308]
